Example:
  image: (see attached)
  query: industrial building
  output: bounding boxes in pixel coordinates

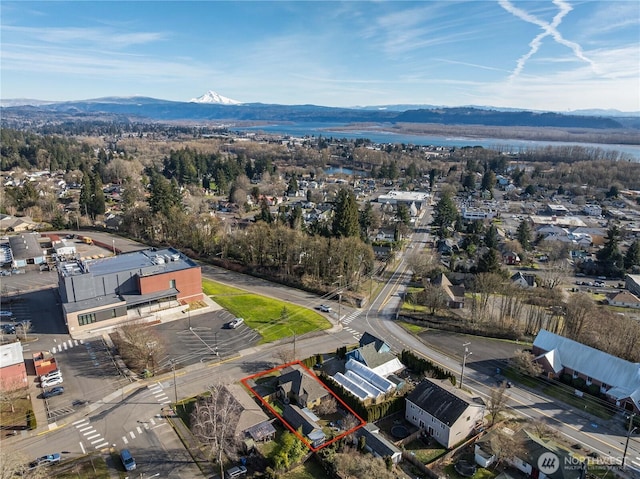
[58,247,202,338]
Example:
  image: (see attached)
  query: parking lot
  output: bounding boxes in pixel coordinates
[154,309,262,370]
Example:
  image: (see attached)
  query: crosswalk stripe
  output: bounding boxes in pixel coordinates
[79,426,93,432]
[73,419,88,425]
[136,426,143,434]
[86,433,100,440]
[94,442,109,449]
[90,437,104,444]
[122,436,128,444]
[144,423,150,430]
[150,418,156,425]
[129,431,135,439]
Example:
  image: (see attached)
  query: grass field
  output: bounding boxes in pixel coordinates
[202,278,331,343]
[398,321,428,334]
[54,455,110,478]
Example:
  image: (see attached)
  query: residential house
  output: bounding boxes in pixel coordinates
[277,367,329,409]
[606,291,640,309]
[511,272,537,288]
[0,214,37,232]
[503,251,521,265]
[405,378,485,448]
[346,332,404,377]
[224,384,275,441]
[475,427,585,479]
[354,423,402,464]
[282,404,326,448]
[432,273,465,309]
[583,204,603,216]
[532,329,640,413]
[0,342,28,391]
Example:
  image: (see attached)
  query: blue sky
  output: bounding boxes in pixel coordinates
[1,1,639,111]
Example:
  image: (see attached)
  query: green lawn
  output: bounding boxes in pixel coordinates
[398,321,428,334]
[541,384,614,420]
[444,463,496,479]
[404,439,446,464]
[283,457,331,479]
[202,278,331,343]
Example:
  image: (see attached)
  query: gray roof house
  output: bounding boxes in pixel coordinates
[282,404,326,448]
[405,378,485,448]
[277,367,329,409]
[533,329,640,413]
[354,423,402,464]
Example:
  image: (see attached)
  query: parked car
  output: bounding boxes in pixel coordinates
[41,376,64,388]
[42,387,64,399]
[1,324,15,334]
[40,370,62,382]
[28,453,61,469]
[226,317,244,329]
[225,465,247,479]
[120,449,136,471]
[0,311,13,318]
[318,304,332,312]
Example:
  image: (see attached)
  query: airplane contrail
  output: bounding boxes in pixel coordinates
[499,0,596,80]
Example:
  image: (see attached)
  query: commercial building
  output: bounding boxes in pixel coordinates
[58,247,202,338]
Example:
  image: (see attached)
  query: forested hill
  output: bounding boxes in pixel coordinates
[394,107,623,129]
[0,98,627,129]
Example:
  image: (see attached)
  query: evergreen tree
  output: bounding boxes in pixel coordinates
[332,188,359,238]
[462,172,476,191]
[625,240,640,270]
[432,192,459,238]
[91,174,106,216]
[359,201,376,240]
[481,170,496,195]
[396,203,410,225]
[286,176,298,196]
[79,173,92,216]
[149,171,181,215]
[484,224,499,249]
[597,225,624,277]
[477,248,502,273]
[258,198,273,223]
[516,219,532,251]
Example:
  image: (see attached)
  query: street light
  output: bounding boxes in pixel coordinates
[460,342,472,389]
[622,413,637,469]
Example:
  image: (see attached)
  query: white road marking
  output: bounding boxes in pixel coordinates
[73,419,88,425]
[79,426,93,432]
[122,436,129,444]
[85,433,100,440]
[79,442,85,454]
[90,437,104,444]
[136,426,143,434]
[94,442,109,449]
[129,431,135,439]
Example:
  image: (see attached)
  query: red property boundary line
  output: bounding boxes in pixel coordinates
[240,360,366,452]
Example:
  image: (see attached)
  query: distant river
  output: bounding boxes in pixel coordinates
[234,122,640,160]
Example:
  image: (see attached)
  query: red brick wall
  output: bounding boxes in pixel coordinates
[0,363,28,391]
[138,267,203,302]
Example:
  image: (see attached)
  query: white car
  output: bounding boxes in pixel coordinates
[0,311,13,318]
[318,304,332,313]
[41,376,64,388]
[40,370,62,382]
[226,317,244,329]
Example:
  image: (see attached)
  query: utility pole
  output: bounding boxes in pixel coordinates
[622,412,637,469]
[171,360,178,406]
[460,342,472,389]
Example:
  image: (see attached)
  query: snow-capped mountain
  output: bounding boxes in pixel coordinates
[189,90,242,105]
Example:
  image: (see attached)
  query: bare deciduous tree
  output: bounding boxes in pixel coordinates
[114,322,166,374]
[486,385,509,426]
[419,283,449,315]
[511,350,543,377]
[333,451,396,479]
[488,428,527,469]
[0,378,26,413]
[563,293,594,340]
[191,383,242,479]
[314,396,337,416]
